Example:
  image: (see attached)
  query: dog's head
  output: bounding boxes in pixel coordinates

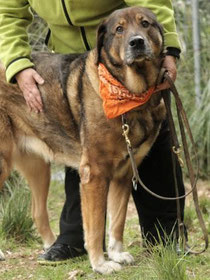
[95,6,164,66]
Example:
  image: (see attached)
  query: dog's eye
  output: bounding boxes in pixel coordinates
[141,20,150,28]
[116,26,124,34]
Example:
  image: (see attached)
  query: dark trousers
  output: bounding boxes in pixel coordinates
[56,120,185,247]
[132,120,185,244]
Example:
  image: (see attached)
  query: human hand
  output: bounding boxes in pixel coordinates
[156,55,177,91]
[15,68,44,113]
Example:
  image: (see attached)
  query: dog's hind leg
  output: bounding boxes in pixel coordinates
[0,112,13,190]
[80,155,121,274]
[107,177,134,265]
[0,112,13,261]
[14,152,55,249]
[0,150,12,190]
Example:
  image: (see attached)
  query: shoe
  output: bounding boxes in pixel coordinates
[37,243,86,265]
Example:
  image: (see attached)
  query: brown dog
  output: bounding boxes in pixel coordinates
[0,7,166,273]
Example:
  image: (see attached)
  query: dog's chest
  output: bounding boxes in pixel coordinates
[125,109,157,147]
[110,108,163,178]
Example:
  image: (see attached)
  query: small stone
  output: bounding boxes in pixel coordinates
[0,249,5,261]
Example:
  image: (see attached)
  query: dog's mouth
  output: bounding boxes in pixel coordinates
[124,35,154,65]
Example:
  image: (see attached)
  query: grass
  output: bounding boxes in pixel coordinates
[0,172,209,280]
[145,246,188,280]
[0,174,37,244]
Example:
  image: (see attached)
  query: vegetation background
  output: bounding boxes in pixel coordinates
[0,0,210,279]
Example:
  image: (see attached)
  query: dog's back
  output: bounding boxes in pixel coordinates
[0,53,85,173]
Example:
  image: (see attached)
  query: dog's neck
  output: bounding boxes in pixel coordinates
[125,61,162,94]
[100,50,163,95]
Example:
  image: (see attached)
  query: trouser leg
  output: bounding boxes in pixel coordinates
[132,120,186,245]
[56,167,84,248]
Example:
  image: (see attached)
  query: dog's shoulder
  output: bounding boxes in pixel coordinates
[31,52,90,95]
[31,52,79,79]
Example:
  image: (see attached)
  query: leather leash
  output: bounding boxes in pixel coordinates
[121,71,208,254]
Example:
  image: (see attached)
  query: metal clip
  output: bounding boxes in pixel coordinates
[172,146,184,167]
[122,123,131,147]
[132,176,138,191]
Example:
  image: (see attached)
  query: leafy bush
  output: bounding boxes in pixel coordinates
[174,0,210,179]
[189,81,210,177]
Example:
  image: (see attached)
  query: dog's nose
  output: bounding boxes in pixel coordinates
[129,36,145,49]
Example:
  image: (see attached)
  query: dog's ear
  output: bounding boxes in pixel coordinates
[156,22,165,54]
[94,20,107,65]
[156,22,164,41]
[154,21,164,49]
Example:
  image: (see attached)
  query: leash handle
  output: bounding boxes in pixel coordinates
[121,73,208,254]
[164,73,209,254]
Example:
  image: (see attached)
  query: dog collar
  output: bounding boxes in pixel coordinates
[98,63,158,119]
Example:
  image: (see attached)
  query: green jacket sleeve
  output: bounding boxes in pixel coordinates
[124,0,181,50]
[0,0,34,83]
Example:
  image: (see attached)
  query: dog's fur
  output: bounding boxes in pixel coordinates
[0,7,166,273]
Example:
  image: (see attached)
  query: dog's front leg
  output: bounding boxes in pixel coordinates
[80,157,121,274]
[107,177,134,265]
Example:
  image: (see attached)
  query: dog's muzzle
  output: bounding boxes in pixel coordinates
[129,35,145,49]
[125,35,153,65]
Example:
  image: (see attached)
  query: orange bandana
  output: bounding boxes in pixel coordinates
[98,63,159,119]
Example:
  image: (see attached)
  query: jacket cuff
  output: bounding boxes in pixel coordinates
[164,32,181,52]
[166,47,181,59]
[6,57,34,83]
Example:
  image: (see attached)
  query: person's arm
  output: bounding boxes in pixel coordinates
[0,0,35,82]
[0,0,44,112]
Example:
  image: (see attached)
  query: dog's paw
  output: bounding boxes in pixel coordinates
[0,249,5,261]
[93,260,122,274]
[43,241,55,251]
[108,251,134,264]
